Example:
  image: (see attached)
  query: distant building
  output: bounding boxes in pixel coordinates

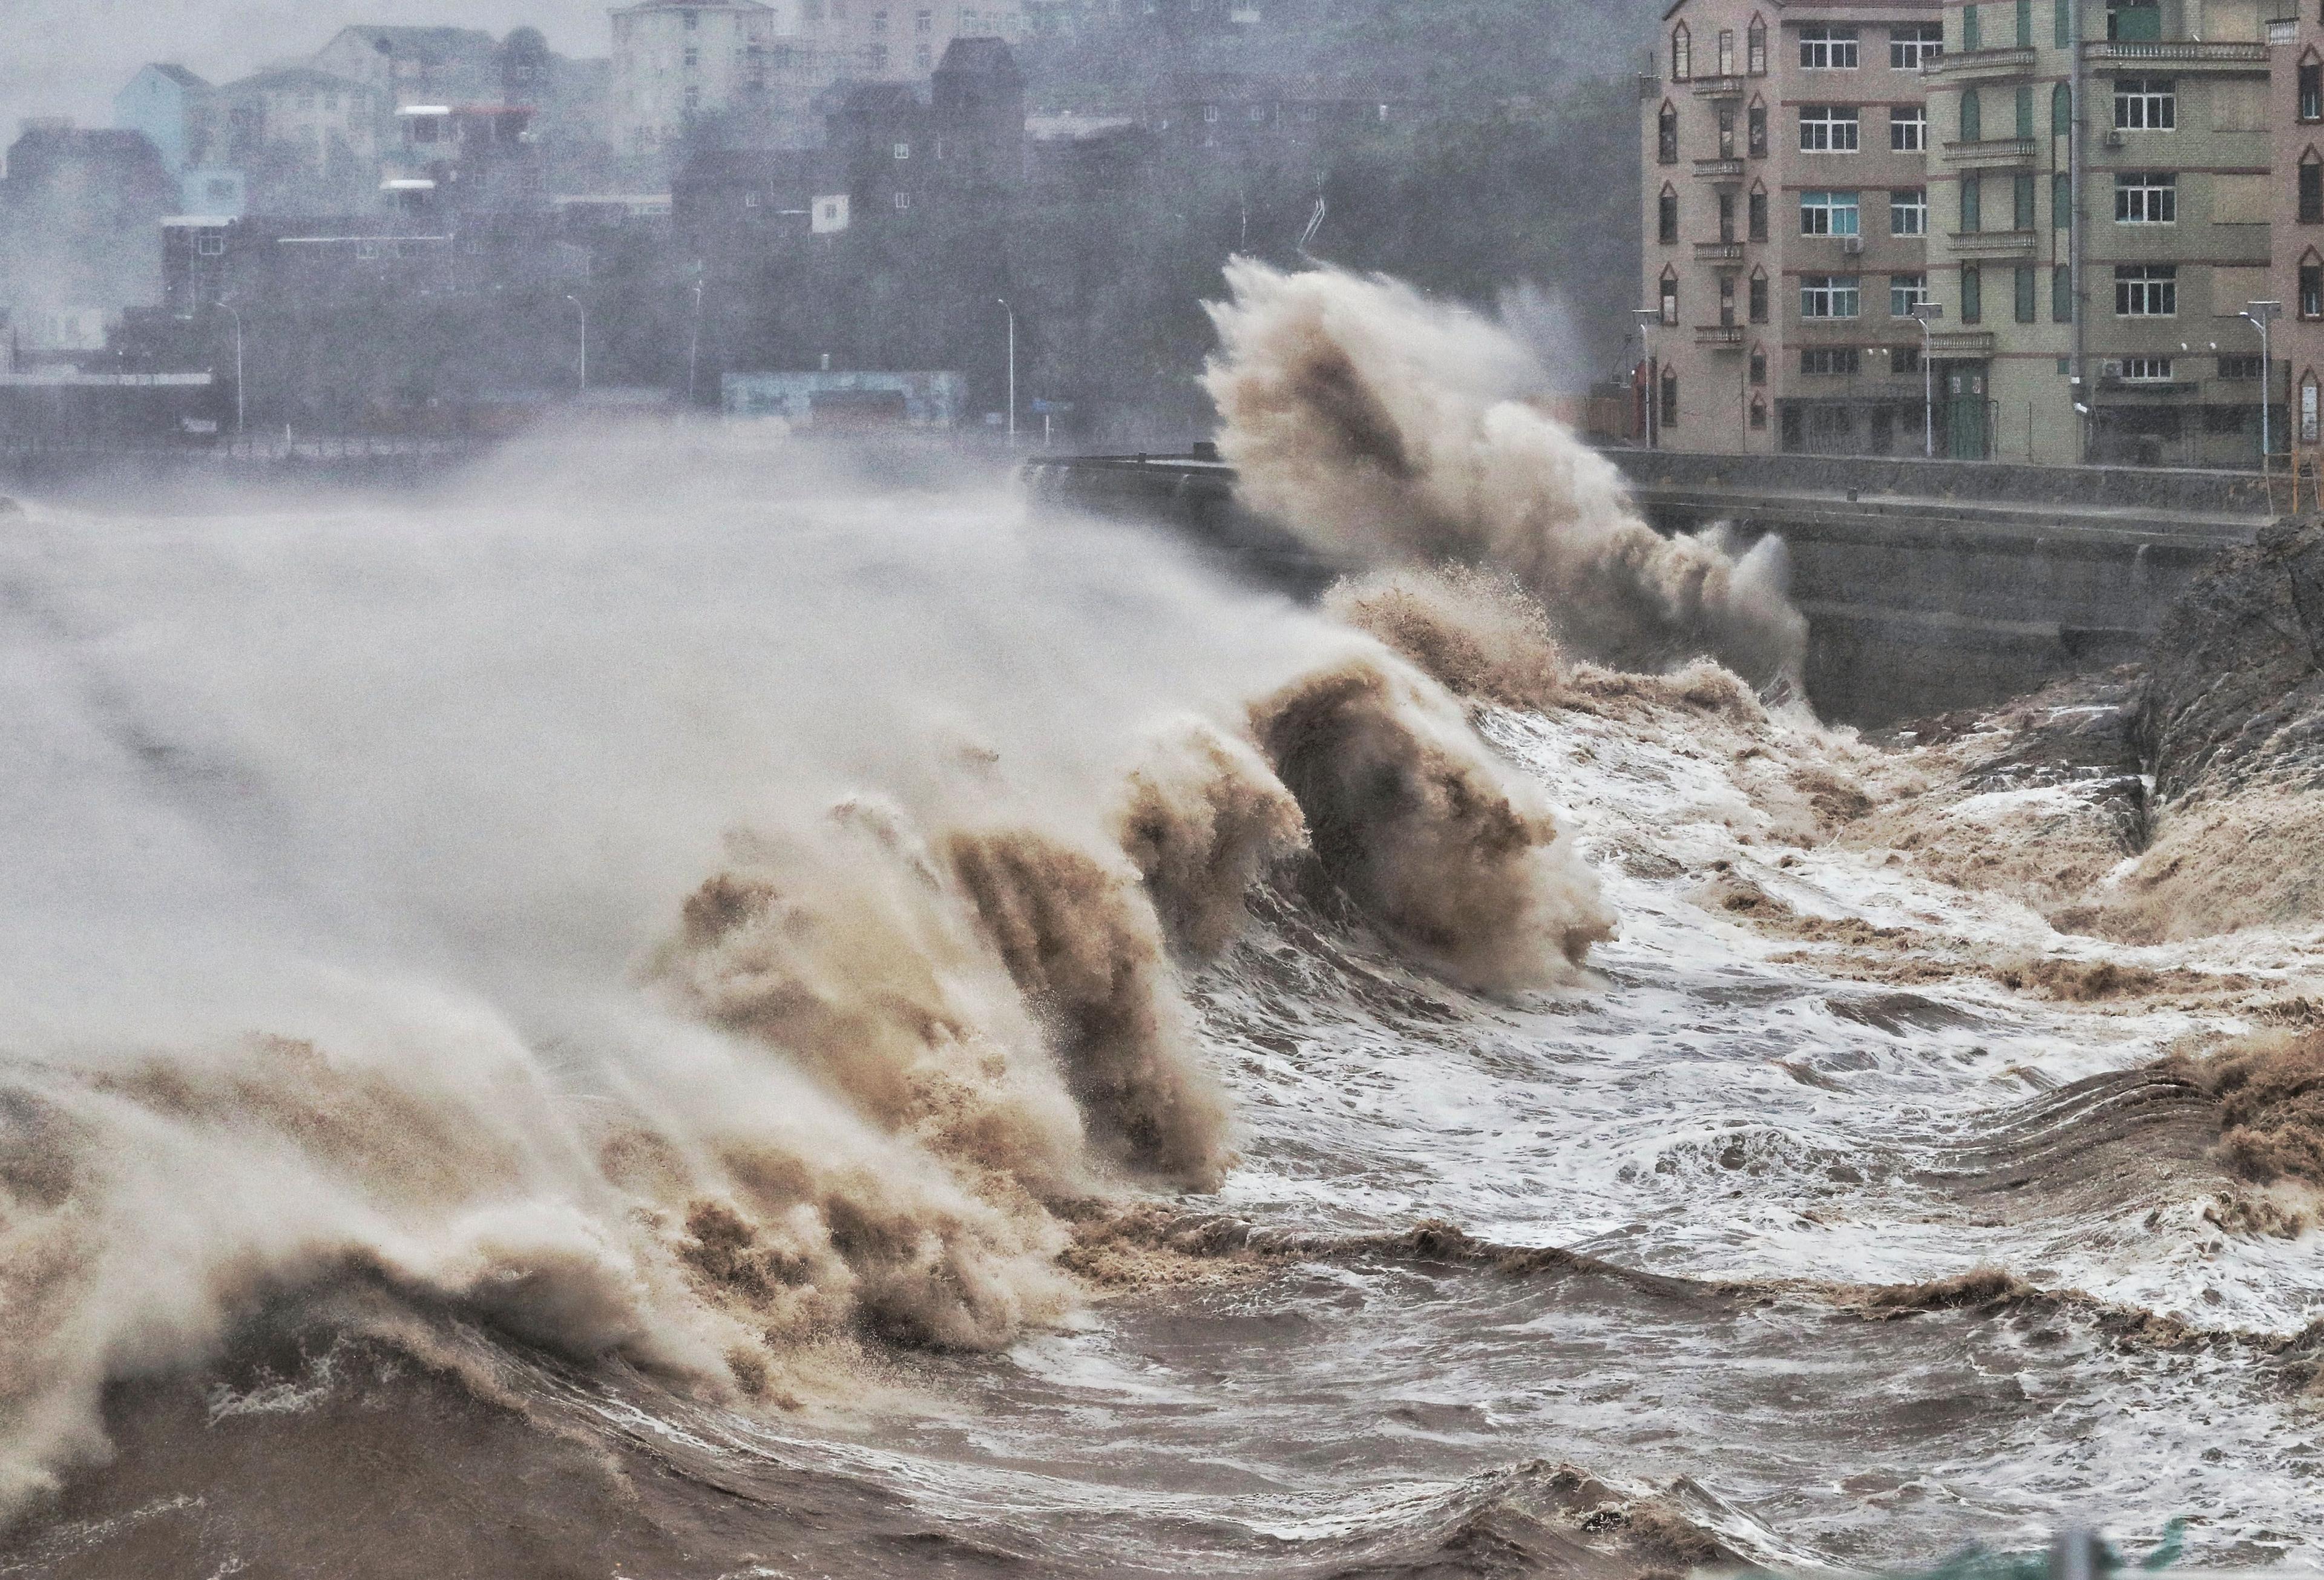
[215,68,382,213]
[611,0,798,163]
[0,122,180,353]
[312,27,504,114]
[723,367,965,426]
[1141,73,1404,170]
[386,104,547,216]
[2271,10,2322,459]
[114,65,217,173]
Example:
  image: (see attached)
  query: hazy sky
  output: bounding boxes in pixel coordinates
[1,0,618,148]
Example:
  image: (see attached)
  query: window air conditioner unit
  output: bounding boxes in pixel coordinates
[2105,129,2125,148]
[1842,234,1865,254]
[2101,359,2125,379]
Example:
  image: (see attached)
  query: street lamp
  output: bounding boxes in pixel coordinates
[997,297,1017,449]
[1908,301,1944,459]
[566,294,587,392]
[1632,307,1663,449]
[2242,300,2281,469]
[686,271,705,407]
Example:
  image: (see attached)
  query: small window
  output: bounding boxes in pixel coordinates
[1750,349,1767,385]
[2054,265,2075,323]
[2301,260,2323,318]
[1892,345,1923,374]
[1658,188,1679,245]
[2218,355,2264,380]
[2120,355,2174,383]
[2014,265,2037,323]
[1800,189,1861,236]
[2114,77,2176,131]
[2014,172,2036,230]
[1963,265,1983,323]
[744,191,761,208]
[1890,106,1926,151]
[895,141,911,159]
[2302,159,2322,223]
[684,46,700,68]
[1801,347,1863,375]
[1890,273,1930,316]
[2114,263,2177,316]
[2113,171,2175,224]
[1890,187,1928,235]
[1659,103,1679,164]
[1747,104,1768,157]
[2304,60,2324,123]
[1719,30,1736,75]
[1748,188,1769,242]
[1672,24,1692,81]
[1747,18,1767,74]
[1749,272,1769,322]
[2305,378,2321,445]
[1961,87,1983,142]
[1889,22,1943,68]
[1961,174,1983,232]
[195,228,226,257]
[2053,172,2072,228]
[894,189,911,211]
[1799,105,1860,153]
[1963,3,1981,50]
[1660,273,1679,326]
[1800,25,1859,69]
[1661,369,1679,427]
[1800,274,1862,318]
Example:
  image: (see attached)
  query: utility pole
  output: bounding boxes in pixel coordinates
[566,294,588,392]
[997,297,1017,448]
[1632,308,1662,449]
[687,271,705,407]
[2069,0,2088,461]
[2244,301,2281,469]
[1910,301,1945,458]
[220,302,245,437]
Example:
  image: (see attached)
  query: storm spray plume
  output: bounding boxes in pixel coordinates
[1203,261,1809,689]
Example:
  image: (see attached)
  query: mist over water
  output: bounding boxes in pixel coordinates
[1,418,2321,1576]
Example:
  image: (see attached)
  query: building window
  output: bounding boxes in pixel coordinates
[2016,0,2034,47]
[1963,265,1983,323]
[1749,272,1769,322]
[1961,88,1982,142]
[2115,263,2177,315]
[1890,187,1928,235]
[2052,83,2072,137]
[2301,260,2323,318]
[1800,189,1860,236]
[1661,369,1679,426]
[2015,83,2035,139]
[2108,0,2162,43]
[2056,0,2073,47]
[2120,355,2174,382]
[916,44,933,67]
[1799,105,1860,152]
[2015,265,2037,323]
[2053,172,2072,228]
[895,189,910,210]
[1658,102,1679,163]
[196,228,226,257]
[684,45,700,68]
[1801,274,1862,318]
[1890,106,1926,151]
[685,84,701,113]
[1718,191,1736,241]
[1964,4,1981,51]
[2114,77,2175,131]
[1750,394,1768,429]
[2219,355,2263,380]
[1801,347,1863,375]
[895,141,911,158]
[1750,348,1768,384]
[1660,274,1679,324]
[1749,187,1768,240]
[1659,188,1679,245]
[1672,24,1692,81]
[1748,104,1768,156]
[1718,103,1738,158]
[1890,22,1943,68]
[2303,60,2323,123]
[1892,345,1923,374]
[1747,17,1767,74]
[916,7,933,30]
[2303,159,2323,223]
[684,8,699,25]
[1961,174,1983,232]
[1719,30,1737,75]
[2304,377,2322,444]
[2113,171,2175,223]
[1890,273,1930,315]
[873,8,890,33]
[2054,264,2075,321]
[1800,25,1859,68]
[2014,173,2036,229]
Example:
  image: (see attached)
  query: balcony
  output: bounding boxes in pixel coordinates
[1692,157,1745,182]
[1949,228,2040,259]
[1921,46,2037,82]
[2082,39,2267,71]
[1694,240,1744,262]
[1943,137,2037,170]
[1695,323,1745,347]
[1926,329,1998,356]
[1691,74,1747,99]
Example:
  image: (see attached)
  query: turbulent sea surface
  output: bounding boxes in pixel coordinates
[2,438,2321,1579]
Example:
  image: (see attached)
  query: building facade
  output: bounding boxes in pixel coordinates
[2273,8,2324,459]
[1644,0,2277,466]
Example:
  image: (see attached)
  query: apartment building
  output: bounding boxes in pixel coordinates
[1641,1,1945,456]
[1643,0,2276,466]
[2273,8,2324,456]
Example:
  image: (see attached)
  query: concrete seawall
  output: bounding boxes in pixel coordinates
[1023,451,2279,725]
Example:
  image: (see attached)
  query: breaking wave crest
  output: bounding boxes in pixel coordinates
[1203,260,1810,688]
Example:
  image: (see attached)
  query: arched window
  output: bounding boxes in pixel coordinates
[2302,48,2323,122]
[1661,367,1680,428]
[2300,248,2323,318]
[1672,24,1692,81]
[1658,183,1679,245]
[1961,87,1982,142]
[1748,265,1770,322]
[1658,101,1679,163]
[1747,94,1768,157]
[2052,82,2072,136]
[1748,344,1768,384]
[2303,371,2320,445]
[2303,148,2324,223]
[1747,16,1768,74]
[1750,393,1768,431]
[1659,265,1679,326]
[1747,179,1768,241]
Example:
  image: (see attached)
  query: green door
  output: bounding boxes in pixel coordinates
[1944,366,1991,459]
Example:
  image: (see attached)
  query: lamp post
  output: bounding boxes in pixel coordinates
[2242,300,2281,469]
[997,297,1017,448]
[566,294,588,392]
[686,271,705,407]
[1909,301,1944,459]
[1632,306,1662,449]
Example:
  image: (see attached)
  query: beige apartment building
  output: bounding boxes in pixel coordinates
[2273,7,2324,460]
[1644,0,2277,467]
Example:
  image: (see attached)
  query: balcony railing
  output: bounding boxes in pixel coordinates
[1692,157,1745,180]
[1949,229,2041,258]
[1921,45,2037,81]
[1690,74,1747,99]
[1694,324,1745,347]
[1943,137,2038,168]
[2082,39,2267,68]
[1695,240,1745,262]
[1926,329,1998,355]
